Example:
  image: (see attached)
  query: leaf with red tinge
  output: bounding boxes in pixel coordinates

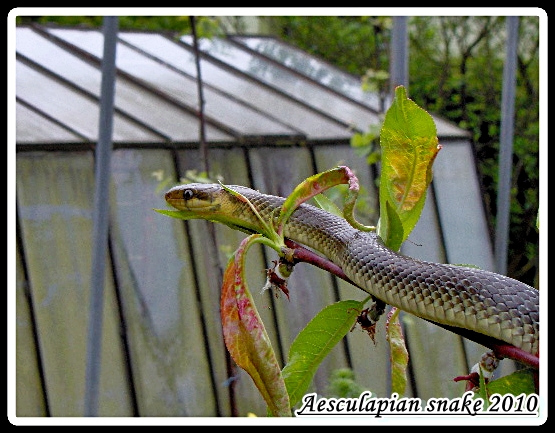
[277,166,352,235]
[221,234,291,416]
[278,165,374,235]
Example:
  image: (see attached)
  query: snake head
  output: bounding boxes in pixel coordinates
[164,183,273,237]
[165,183,223,214]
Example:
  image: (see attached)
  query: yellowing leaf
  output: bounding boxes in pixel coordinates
[378,86,441,251]
[386,308,409,396]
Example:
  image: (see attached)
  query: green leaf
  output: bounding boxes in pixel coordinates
[220,235,291,416]
[282,298,370,408]
[326,368,367,398]
[312,193,343,218]
[378,85,441,250]
[482,369,537,396]
[378,201,404,253]
[350,133,367,148]
[154,208,195,220]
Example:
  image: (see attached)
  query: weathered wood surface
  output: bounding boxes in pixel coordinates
[16,246,47,416]
[16,152,133,416]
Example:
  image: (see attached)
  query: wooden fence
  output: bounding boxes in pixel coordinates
[15,139,518,417]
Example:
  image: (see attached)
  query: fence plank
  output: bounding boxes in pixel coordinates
[432,140,517,379]
[311,144,392,397]
[397,191,468,398]
[247,146,351,398]
[109,148,217,416]
[15,246,47,416]
[16,152,133,416]
[176,147,280,416]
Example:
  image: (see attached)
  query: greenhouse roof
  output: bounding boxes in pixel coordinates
[15,25,468,148]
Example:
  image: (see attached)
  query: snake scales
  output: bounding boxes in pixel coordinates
[165,183,539,356]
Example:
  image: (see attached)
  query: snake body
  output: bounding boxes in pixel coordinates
[165,183,539,356]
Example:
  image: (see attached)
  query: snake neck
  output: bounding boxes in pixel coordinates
[232,186,357,261]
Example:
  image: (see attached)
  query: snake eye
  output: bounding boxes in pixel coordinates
[182,189,194,200]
